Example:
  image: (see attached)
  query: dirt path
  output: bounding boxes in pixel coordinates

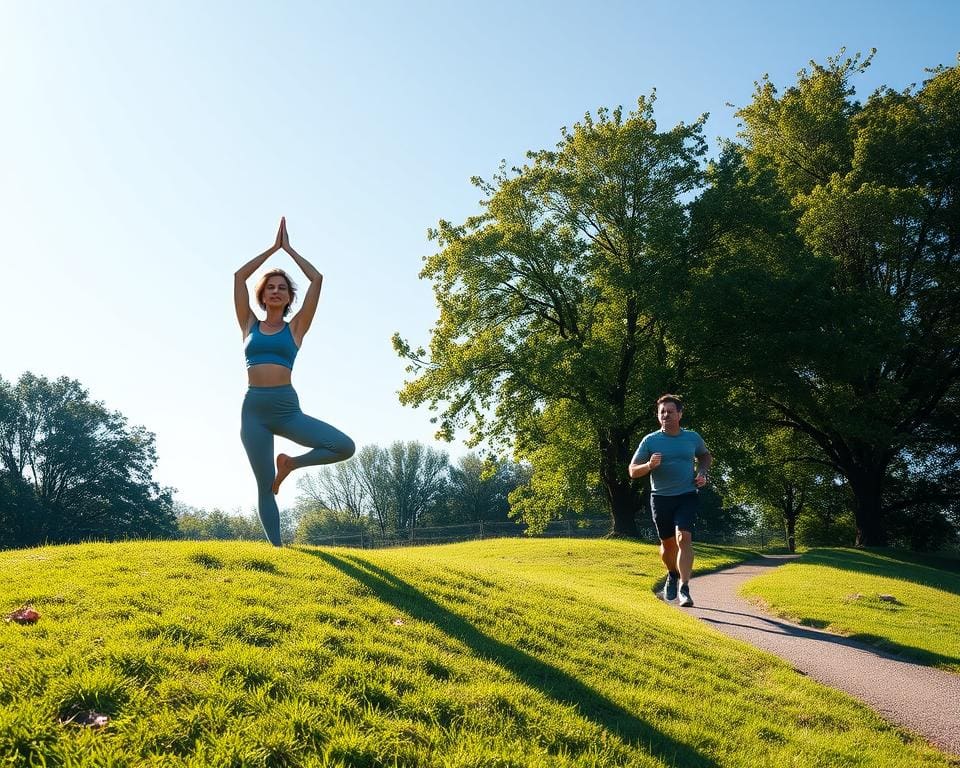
[679,555,960,756]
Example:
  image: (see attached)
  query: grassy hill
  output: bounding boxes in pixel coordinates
[0,538,953,767]
[740,547,960,672]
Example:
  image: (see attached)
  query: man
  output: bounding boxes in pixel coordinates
[628,394,712,607]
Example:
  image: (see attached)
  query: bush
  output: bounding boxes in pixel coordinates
[294,508,368,545]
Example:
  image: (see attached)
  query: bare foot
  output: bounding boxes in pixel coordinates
[272,454,293,494]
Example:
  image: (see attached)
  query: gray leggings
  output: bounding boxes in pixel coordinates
[240,385,355,545]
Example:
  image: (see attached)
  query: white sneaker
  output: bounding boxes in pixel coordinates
[678,584,694,607]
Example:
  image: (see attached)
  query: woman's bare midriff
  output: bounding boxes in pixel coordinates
[247,364,293,387]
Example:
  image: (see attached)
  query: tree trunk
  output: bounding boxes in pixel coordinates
[608,479,640,537]
[782,483,802,553]
[599,431,640,537]
[785,513,797,553]
[847,466,888,547]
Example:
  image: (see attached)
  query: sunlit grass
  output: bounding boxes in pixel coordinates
[739,547,960,673]
[0,539,953,766]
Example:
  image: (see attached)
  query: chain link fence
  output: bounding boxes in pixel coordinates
[301,518,787,551]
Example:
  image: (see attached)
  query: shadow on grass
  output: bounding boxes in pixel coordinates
[695,605,960,672]
[305,549,718,768]
[797,548,960,598]
[694,552,960,671]
[694,545,785,568]
[843,633,960,672]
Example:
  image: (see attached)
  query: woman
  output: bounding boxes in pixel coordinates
[234,217,355,546]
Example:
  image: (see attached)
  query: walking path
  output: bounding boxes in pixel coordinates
[680,555,960,756]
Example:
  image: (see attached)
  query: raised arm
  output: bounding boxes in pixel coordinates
[282,221,324,344]
[234,219,284,333]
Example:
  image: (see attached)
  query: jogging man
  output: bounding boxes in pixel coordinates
[628,394,712,607]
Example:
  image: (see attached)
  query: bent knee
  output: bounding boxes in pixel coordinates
[339,435,356,461]
[676,529,693,546]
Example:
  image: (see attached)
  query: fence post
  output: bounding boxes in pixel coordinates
[479,520,484,540]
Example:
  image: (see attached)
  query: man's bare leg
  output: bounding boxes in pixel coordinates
[676,528,694,584]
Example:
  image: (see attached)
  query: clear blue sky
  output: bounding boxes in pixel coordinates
[2,1,957,515]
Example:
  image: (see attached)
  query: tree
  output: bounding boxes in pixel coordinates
[431,452,525,526]
[370,441,450,536]
[394,97,709,535]
[794,485,858,548]
[295,456,368,521]
[725,428,831,552]
[0,372,176,546]
[694,484,755,544]
[0,472,40,549]
[694,52,960,546]
[881,451,960,551]
[296,441,449,538]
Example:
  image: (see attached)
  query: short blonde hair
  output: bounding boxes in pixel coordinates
[255,269,297,317]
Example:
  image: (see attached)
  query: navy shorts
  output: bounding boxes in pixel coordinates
[650,492,698,540]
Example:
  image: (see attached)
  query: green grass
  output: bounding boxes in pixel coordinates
[0,538,954,767]
[740,547,960,672]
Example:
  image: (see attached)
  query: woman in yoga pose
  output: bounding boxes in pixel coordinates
[234,217,355,545]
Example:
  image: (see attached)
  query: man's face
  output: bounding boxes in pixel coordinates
[658,402,682,430]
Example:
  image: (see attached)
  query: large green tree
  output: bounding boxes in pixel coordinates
[694,52,960,546]
[395,98,709,535]
[0,372,176,546]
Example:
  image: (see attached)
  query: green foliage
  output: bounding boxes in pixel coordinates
[794,493,858,548]
[176,504,264,542]
[694,52,960,546]
[725,428,858,550]
[741,548,960,671]
[506,402,609,531]
[0,539,953,766]
[695,485,755,542]
[0,372,176,547]
[294,507,369,545]
[429,452,526,526]
[396,98,713,534]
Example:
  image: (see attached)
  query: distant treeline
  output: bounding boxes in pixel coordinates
[0,370,954,552]
[174,442,760,547]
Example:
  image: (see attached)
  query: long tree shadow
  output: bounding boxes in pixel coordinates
[795,549,960,596]
[650,553,797,596]
[695,604,960,671]
[695,554,960,669]
[306,549,718,768]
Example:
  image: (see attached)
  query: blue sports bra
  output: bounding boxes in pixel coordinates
[244,321,300,369]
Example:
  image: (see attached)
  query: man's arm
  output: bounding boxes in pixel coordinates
[695,451,713,487]
[629,452,662,479]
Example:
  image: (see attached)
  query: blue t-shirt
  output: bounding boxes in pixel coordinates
[631,429,709,496]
